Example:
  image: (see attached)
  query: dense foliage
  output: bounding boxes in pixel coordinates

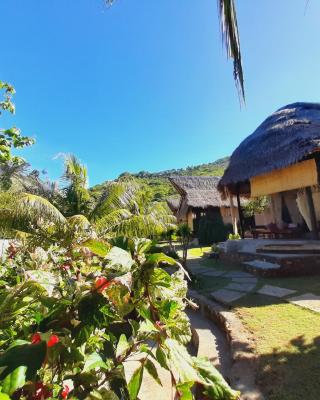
[0,238,240,400]
[197,215,231,246]
[242,196,270,218]
[90,158,230,203]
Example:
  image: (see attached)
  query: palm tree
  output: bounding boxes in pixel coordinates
[0,178,176,245]
[91,181,176,238]
[61,154,90,216]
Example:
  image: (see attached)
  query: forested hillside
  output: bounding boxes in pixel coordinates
[90,156,230,202]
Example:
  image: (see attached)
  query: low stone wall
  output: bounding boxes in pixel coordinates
[188,290,264,400]
[220,250,320,277]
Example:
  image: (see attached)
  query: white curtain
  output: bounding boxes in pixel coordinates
[296,186,320,231]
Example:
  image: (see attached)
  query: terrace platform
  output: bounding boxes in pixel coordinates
[220,239,320,277]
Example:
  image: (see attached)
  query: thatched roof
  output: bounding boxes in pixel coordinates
[219,102,320,194]
[169,176,231,209]
[166,196,180,213]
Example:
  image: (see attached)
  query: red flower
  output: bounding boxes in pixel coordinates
[31,332,42,344]
[61,385,70,399]
[95,277,111,293]
[47,334,59,347]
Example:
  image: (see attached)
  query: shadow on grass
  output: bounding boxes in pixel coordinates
[254,335,320,400]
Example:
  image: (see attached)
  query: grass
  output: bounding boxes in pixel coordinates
[189,248,320,400]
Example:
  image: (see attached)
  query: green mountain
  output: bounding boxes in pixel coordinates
[90,156,230,202]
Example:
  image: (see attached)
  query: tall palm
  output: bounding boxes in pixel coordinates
[62,154,90,216]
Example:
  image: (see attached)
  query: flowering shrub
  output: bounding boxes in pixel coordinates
[0,238,240,399]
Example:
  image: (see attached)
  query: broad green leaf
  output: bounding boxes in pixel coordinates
[144,359,161,386]
[82,239,110,257]
[25,270,57,296]
[164,338,199,384]
[146,253,176,267]
[193,357,240,400]
[161,300,179,319]
[149,268,171,288]
[155,347,168,370]
[127,364,143,400]
[138,320,157,334]
[0,392,11,400]
[83,352,109,373]
[116,334,129,359]
[146,253,190,279]
[7,340,29,350]
[105,247,134,273]
[1,366,26,395]
[0,342,47,381]
[176,382,193,400]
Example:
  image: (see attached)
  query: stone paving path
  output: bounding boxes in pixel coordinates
[288,293,320,313]
[188,257,320,312]
[258,284,296,298]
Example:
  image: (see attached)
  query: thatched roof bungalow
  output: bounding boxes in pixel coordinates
[168,176,241,234]
[166,196,180,213]
[219,102,320,238]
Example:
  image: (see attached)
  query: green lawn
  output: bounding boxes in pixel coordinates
[189,250,320,400]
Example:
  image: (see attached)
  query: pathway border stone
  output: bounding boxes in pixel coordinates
[189,290,264,400]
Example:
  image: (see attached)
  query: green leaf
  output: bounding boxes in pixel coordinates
[25,270,57,296]
[144,359,161,386]
[193,357,240,400]
[83,352,109,373]
[146,253,176,267]
[0,392,11,400]
[164,338,199,384]
[161,300,179,319]
[149,268,171,288]
[138,320,157,334]
[155,347,168,370]
[105,247,134,273]
[1,366,26,396]
[82,239,110,257]
[176,382,193,400]
[127,364,143,400]
[146,253,190,280]
[0,342,47,382]
[116,334,129,359]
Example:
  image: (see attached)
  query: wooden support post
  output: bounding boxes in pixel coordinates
[306,186,318,240]
[236,189,245,239]
[227,190,238,235]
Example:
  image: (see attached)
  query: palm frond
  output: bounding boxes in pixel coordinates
[95,208,132,235]
[218,0,244,103]
[90,182,136,222]
[18,193,66,225]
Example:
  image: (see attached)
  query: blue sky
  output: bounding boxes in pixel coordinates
[1,0,320,186]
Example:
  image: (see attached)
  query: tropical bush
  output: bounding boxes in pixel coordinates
[197,215,229,246]
[0,238,240,400]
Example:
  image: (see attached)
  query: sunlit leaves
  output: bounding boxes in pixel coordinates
[1,366,27,395]
[127,363,143,400]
